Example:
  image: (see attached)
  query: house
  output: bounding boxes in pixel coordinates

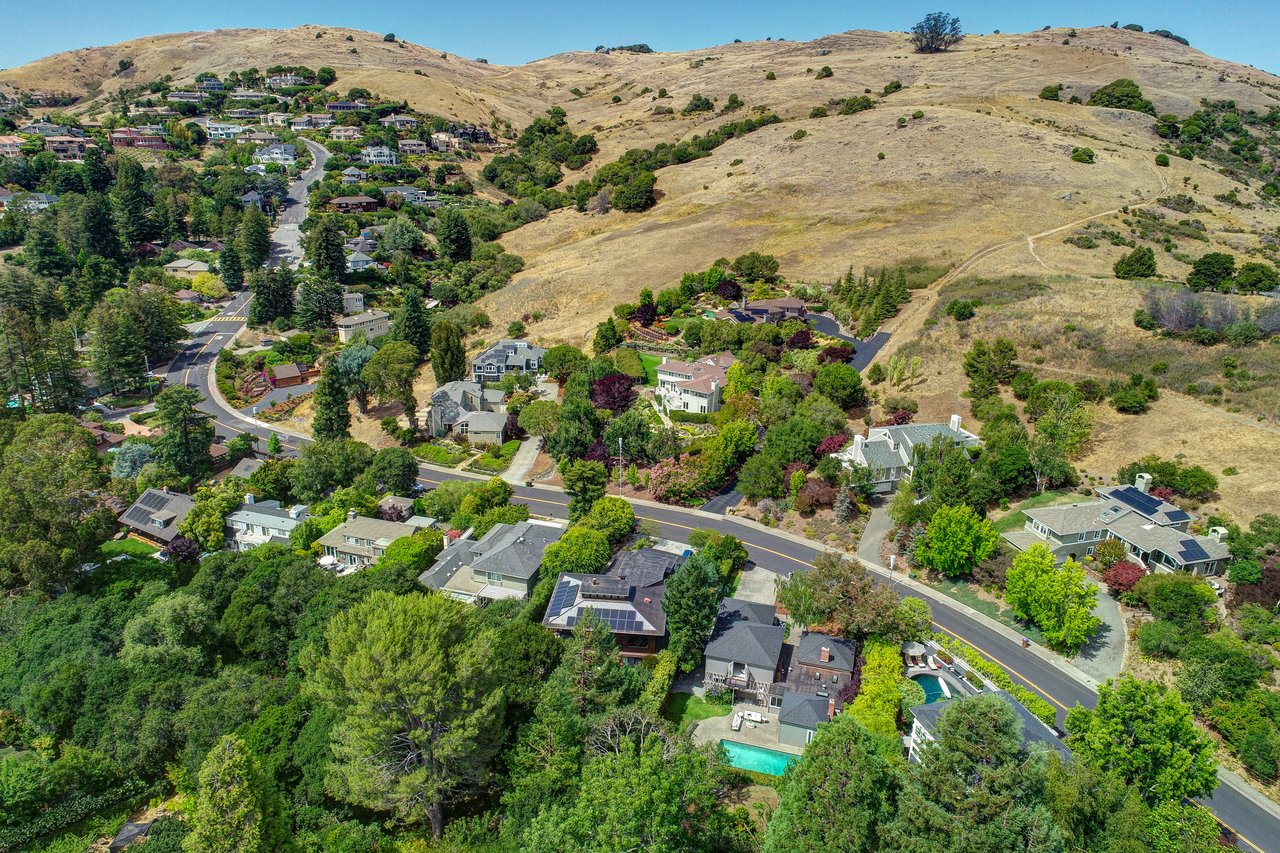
[109,128,169,150]
[778,692,837,747]
[164,259,210,280]
[229,456,264,479]
[330,126,363,142]
[346,251,376,272]
[361,145,399,166]
[263,112,291,126]
[0,191,58,214]
[195,79,224,92]
[543,549,674,663]
[342,287,364,314]
[470,339,547,383]
[453,125,495,145]
[655,351,737,415]
[326,101,365,112]
[0,135,23,157]
[430,132,455,152]
[240,190,265,211]
[228,90,274,102]
[331,195,379,214]
[831,415,981,494]
[317,512,421,570]
[289,113,333,129]
[173,289,202,303]
[237,131,280,146]
[428,380,505,438]
[379,114,420,131]
[419,520,566,603]
[266,73,309,89]
[119,488,196,546]
[381,185,434,206]
[253,144,297,166]
[340,166,368,184]
[206,122,246,141]
[165,91,204,102]
[907,690,1070,764]
[1003,473,1231,576]
[455,411,507,445]
[223,109,262,122]
[344,236,378,254]
[45,136,92,160]
[336,310,391,343]
[702,599,785,704]
[225,494,309,551]
[398,138,431,155]
[81,422,126,455]
[269,363,308,387]
[714,296,808,325]
[792,633,858,695]
[18,120,75,137]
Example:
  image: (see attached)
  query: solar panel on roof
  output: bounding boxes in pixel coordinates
[138,491,170,510]
[1178,539,1210,563]
[1165,509,1191,523]
[546,581,576,619]
[1110,486,1163,516]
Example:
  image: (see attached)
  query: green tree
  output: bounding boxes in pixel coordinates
[307,591,503,838]
[247,268,295,326]
[1114,245,1157,279]
[563,459,608,522]
[184,733,291,853]
[110,155,152,243]
[306,216,348,281]
[813,362,865,409]
[517,399,561,437]
[180,476,251,551]
[1144,801,1221,853]
[1086,79,1156,114]
[580,496,635,547]
[237,205,271,271]
[910,11,964,53]
[592,319,622,355]
[310,362,352,442]
[763,417,828,466]
[290,439,375,502]
[294,275,343,330]
[1064,675,1217,803]
[120,590,216,675]
[765,712,901,853]
[1005,545,1101,652]
[436,208,473,263]
[779,552,898,636]
[153,386,215,480]
[429,319,465,384]
[542,345,587,384]
[88,297,146,394]
[368,446,418,495]
[266,432,282,455]
[219,244,244,290]
[22,216,71,277]
[362,341,420,431]
[1186,251,1236,292]
[393,286,432,353]
[730,251,780,282]
[381,216,424,253]
[914,504,999,578]
[541,527,611,576]
[738,452,785,500]
[663,554,722,671]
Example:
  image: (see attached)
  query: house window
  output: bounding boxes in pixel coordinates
[805,729,815,744]
[1087,546,1095,556]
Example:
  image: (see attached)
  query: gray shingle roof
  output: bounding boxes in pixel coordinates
[910,690,1070,759]
[795,633,858,671]
[779,692,829,729]
[704,599,784,669]
[119,488,196,543]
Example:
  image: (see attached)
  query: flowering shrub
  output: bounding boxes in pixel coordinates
[649,455,720,504]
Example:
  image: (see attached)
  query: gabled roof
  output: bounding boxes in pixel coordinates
[543,573,667,636]
[779,692,829,729]
[910,690,1071,759]
[607,548,684,588]
[795,633,858,671]
[119,488,196,543]
[704,599,784,669]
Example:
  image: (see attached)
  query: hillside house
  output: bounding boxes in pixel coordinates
[45,136,93,161]
[330,195,379,214]
[454,411,507,445]
[330,126,363,142]
[109,128,169,150]
[237,131,280,146]
[163,259,211,280]
[714,296,808,325]
[206,122,246,141]
[253,144,297,166]
[907,691,1070,763]
[336,310,390,343]
[346,251,376,272]
[225,495,309,551]
[419,520,565,603]
[340,166,368,184]
[398,138,431,155]
[266,73,308,89]
[165,91,204,103]
[240,190,265,211]
[326,101,365,112]
[223,109,263,122]
[430,132,455,152]
[428,380,505,438]
[263,112,291,126]
[379,114,419,131]
[119,488,196,546]
[228,90,274,101]
[1003,474,1230,576]
[317,513,420,570]
[18,121,76,136]
[0,191,59,214]
[703,599,785,705]
[655,351,736,415]
[361,145,399,166]
[342,288,364,314]
[195,79,224,92]
[381,185,433,206]
[831,415,980,494]
[0,136,23,157]
[470,339,546,382]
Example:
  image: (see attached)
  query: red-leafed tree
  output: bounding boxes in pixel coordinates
[1103,561,1145,594]
[716,280,742,301]
[590,373,637,413]
[816,433,850,456]
[785,329,814,350]
[634,303,658,326]
[818,344,853,364]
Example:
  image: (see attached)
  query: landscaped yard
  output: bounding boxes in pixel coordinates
[99,538,158,559]
[924,575,1046,645]
[663,692,732,728]
[638,353,662,387]
[992,489,1075,534]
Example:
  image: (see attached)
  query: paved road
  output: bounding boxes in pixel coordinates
[270,138,331,269]
[154,142,1278,853]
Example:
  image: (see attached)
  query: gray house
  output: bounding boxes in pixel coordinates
[119,488,196,546]
[429,380,505,438]
[418,520,564,603]
[317,513,421,570]
[225,495,309,551]
[907,690,1070,763]
[831,415,981,494]
[702,599,785,704]
[1003,474,1230,576]
[778,692,834,748]
[544,556,669,664]
[471,339,546,383]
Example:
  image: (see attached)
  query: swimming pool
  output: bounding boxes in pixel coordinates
[720,739,799,776]
[913,674,947,704]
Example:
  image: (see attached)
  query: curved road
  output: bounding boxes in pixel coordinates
[158,144,1278,853]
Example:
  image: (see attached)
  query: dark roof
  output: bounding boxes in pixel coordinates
[795,633,858,671]
[779,692,829,729]
[109,819,154,851]
[119,488,195,543]
[543,572,667,636]
[230,457,264,478]
[271,362,302,380]
[607,548,683,588]
[704,599,784,669]
[719,597,776,627]
[910,690,1071,759]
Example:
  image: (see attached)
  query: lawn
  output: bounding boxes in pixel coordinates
[638,353,662,387]
[992,489,1075,534]
[925,576,1046,645]
[99,538,158,559]
[662,693,732,728]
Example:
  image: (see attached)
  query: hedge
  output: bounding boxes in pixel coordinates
[0,780,148,852]
[847,640,903,739]
[670,411,711,424]
[640,650,679,716]
[933,634,1058,726]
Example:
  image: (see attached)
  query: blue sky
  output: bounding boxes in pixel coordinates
[2,1,1276,75]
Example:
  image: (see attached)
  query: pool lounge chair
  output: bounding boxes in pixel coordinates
[731,712,744,732]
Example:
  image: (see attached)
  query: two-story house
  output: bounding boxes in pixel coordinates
[252,144,297,166]
[470,339,547,383]
[379,114,419,131]
[702,599,786,705]
[831,415,981,494]
[119,488,196,546]
[655,352,737,415]
[336,310,390,343]
[266,73,308,89]
[339,166,367,184]
[428,380,506,438]
[317,513,421,570]
[331,195,379,214]
[380,185,435,206]
[418,520,565,603]
[225,495,309,551]
[361,146,399,166]
[330,126,363,142]
[346,251,376,272]
[398,139,431,155]
[1003,473,1230,575]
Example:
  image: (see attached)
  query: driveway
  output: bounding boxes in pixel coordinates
[1072,588,1126,682]
[807,315,891,371]
[733,563,778,605]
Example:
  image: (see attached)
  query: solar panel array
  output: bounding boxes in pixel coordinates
[1178,539,1210,563]
[122,491,174,526]
[546,580,577,619]
[1165,509,1191,523]
[566,606,647,634]
[1110,486,1163,517]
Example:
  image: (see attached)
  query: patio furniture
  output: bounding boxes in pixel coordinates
[928,656,940,670]
[743,710,764,724]
[731,712,744,732]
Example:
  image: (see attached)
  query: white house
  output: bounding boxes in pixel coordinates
[336,310,391,343]
[206,122,246,141]
[225,495,309,551]
[831,415,980,494]
[655,352,736,415]
[361,146,399,166]
[252,144,297,166]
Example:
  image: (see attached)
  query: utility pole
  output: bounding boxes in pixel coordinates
[617,437,624,495]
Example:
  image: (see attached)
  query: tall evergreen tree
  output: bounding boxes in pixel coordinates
[183,734,292,853]
[662,553,724,671]
[237,205,271,271]
[307,215,348,280]
[294,275,343,331]
[436,208,472,263]
[219,244,244,290]
[23,216,71,277]
[248,268,295,326]
[310,362,351,442]
[335,341,376,413]
[80,192,122,263]
[110,155,152,244]
[429,319,465,384]
[81,146,111,193]
[88,298,145,394]
[393,285,432,353]
[153,386,215,480]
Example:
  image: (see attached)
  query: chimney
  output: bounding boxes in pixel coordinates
[826,695,837,721]
[740,294,747,311]
[288,505,303,519]
[820,646,831,663]
[244,493,254,505]
[1209,526,1228,544]
[661,356,668,365]
[1135,473,1152,494]
[853,434,866,456]
[949,414,962,433]
[347,509,357,521]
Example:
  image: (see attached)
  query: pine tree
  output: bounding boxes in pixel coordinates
[219,244,244,290]
[183,734,291,853]
[307,216,348,280]
[89,299,145,394]
[248,268,295,326]
[80,192,122,262]
[294,275,343,331]
[22,217,71,277]
[310,362,352,442]
[436,208,473,263]
[237,206,271,271]
[266,432,282,455]
[153,386,215,480]
[82,146,111,192]
[110,155,152,244]
[393,285,432,353]
[429,319,465,384]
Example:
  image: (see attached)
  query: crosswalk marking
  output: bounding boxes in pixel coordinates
[208,315,247,322]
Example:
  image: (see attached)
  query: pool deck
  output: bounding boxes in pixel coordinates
[691,702,806,757]
[906,662,976,698]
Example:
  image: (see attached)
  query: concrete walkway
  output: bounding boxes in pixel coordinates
[502,437,542,484]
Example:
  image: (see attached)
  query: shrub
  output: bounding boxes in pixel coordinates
[1086,78,1156,114]
[945,299,976,320]
[911,110,924,119]
[639,650,679,716]
[1071,147,1096,164]
[933,634,1057,725]
[1092,538,1128,568]
[1155,153,1170,167]
[765,71,776,80]
[1039,83,1063,101]
[792,129,808,141]
[815,66,833,79]
[1114,246,1157,279]
[847,640,902,739]
[1104,561,1145,594]
[682,93,714,114]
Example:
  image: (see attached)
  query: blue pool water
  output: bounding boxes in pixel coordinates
[913,674,946,704]
[720,739,799,776]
